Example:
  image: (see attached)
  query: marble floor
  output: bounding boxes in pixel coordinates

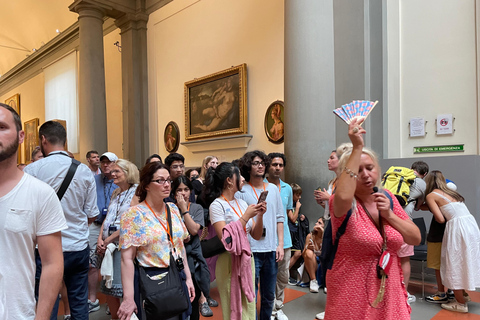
[58,278,480,320]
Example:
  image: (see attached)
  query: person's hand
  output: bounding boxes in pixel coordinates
[373,193,393,219]
[348,117,366,148]
[299,214,305,221]
[96,238,106,255]
[176,194,188,213]
[184,235,191,243]
[306,239,314,251]
[318,188,331,202]
[117,298,137,320]
[314,190,323,205]
[295,201,302,211]
[276,245,284,262]
[186,277,195,302]
[245,203,267,220]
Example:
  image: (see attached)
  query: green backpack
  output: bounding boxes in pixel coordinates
[381,166,417,207]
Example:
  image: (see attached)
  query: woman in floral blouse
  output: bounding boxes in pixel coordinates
[117,162,195,320]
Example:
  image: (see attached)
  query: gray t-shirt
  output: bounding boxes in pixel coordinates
[404,177,426,218]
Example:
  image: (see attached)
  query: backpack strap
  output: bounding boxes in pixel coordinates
[382,190,394,210]
[334,209,352,245]
[57,159,81,201]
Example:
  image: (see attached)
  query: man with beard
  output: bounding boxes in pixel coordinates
[237,150,284,320]
[0,103,66,319]
[25,121,99,320]
[266,153,293,320]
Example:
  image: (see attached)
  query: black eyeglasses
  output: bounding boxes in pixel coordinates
[252,161,265,167]
[152,179,173,185]
[271,163,284,168]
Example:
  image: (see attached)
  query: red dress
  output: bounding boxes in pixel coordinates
[325,191,411,320]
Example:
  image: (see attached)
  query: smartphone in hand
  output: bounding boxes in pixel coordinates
[257,191,268,204]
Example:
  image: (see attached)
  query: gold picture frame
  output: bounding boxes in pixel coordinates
[5,94,21,163]
[52,119,68,151]
[264,100,284,144]
[184,64,247,140]
[5,94,20,114]
[24,118,40,163]
[164,121,180,153]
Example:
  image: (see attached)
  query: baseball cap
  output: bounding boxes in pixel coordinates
[100,152,118,162]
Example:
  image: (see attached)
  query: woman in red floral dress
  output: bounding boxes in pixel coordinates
[324,119,421,320]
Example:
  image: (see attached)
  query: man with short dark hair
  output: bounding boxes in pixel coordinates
[165,152,186,180]
[87,151,119,312]
[266,152,293,320]
[165,153,195,203]
[237,150,284,320]
[86,150,100,175]
[25,120,99,320]
[0,104,67,319]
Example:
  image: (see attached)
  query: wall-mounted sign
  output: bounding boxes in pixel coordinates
[409,117,425,137]
[436,114,453,135]
[414,144,464,154]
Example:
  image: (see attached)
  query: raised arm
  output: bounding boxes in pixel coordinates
[333,119,366,217]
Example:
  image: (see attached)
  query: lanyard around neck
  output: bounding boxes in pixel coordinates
[248,182,266,201]
[221,195,246,232]
[145,201,174,248]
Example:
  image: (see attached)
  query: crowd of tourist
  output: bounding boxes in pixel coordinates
[2,102,480,320]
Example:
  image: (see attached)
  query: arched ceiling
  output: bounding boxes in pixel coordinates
[0,0,78,77]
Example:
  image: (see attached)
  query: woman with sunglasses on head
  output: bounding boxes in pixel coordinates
[96,159,139,319]
[203,162,266,320]
[424,170,480,313]
[117,162,195,320]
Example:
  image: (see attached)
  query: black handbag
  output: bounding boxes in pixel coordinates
[138,205,189,319]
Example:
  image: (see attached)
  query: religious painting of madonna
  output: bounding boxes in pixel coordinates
[184,64,247,140]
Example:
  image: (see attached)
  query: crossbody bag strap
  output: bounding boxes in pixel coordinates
[57,159,81,201]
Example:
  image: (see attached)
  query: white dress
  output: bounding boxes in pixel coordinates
[433,192,480,290]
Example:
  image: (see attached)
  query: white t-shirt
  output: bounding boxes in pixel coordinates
[0,173,67,320]
[209,198,253,233]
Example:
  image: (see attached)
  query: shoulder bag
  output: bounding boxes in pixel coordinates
[137,205,189,319]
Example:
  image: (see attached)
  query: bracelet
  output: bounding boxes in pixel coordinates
[240,217,248,223]
[344,167,358,179]
[182,210,189,216]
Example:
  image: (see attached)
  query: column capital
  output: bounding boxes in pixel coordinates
[115,13,149,33]
[69,0,110,19]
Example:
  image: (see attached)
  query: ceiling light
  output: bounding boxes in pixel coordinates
[32,48,36,52]
[56,29,60,34]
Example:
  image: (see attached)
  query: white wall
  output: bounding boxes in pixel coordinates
[385,0,478,158]
[147,0,284,167]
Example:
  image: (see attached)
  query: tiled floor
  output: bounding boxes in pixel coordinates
[57,279,480,319]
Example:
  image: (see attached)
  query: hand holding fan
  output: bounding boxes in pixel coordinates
[333,100,378,125]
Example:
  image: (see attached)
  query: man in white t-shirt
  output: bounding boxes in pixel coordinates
[237,150,284,320]
[0,103,67,320]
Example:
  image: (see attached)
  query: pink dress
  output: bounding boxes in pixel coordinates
[325,191,411,320]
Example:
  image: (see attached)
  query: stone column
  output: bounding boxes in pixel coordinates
[284,0,337,220]
[115,14,149,168]
[70,2,108,155]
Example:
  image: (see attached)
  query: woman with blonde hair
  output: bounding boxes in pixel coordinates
[324,119,420,319]
[198,156,219,183]
[424,170,480,313]
[97,159,140,319]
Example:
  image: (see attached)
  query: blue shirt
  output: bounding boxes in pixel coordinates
[265,178,293,249]
[94,174,118,222]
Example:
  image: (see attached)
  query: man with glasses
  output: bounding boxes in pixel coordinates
[237,150,284,320]
[88,152,119,313]
[266,153,293,320]
[165,153,195,203]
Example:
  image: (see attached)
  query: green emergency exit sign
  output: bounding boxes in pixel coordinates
[414,144,464,154]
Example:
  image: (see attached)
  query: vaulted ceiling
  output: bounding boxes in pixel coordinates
[0,0,78,77]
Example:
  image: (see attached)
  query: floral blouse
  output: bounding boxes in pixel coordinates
[120,202,188,268]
